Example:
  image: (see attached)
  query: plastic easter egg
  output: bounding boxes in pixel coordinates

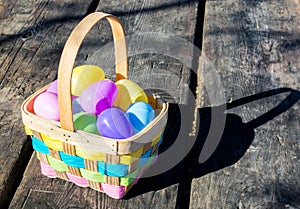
[80,80,118,115]
[33,92,60,121]
[46,80,58,94]
[73,112,99,135]
[71,65,105,96]
[72,98,83,114]
[113,79,148,111]
[126,102,155,133]
[97,107,133,139]
[47,79,77,100]
[71,95,78,100]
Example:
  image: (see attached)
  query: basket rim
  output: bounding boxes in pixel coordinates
[21,84,169,143]
[21,12,169,155]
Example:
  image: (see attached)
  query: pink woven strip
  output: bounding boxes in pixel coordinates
[66,172,89,187]
[40,162,56,178]
[101,183,126,199]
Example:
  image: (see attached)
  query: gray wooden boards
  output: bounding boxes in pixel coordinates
[10,155,179,209]
[0,0,92,207]
[82,0,201,105]
[191,0,300,208]
[9,0,200,208]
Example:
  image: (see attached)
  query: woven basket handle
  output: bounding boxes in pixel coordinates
[57,12,128,132]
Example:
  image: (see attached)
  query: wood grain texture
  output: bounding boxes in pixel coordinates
[89,0,199,104]
[0,0,92,207]
[191,0,300,208]
[10,155,179,209]
[9,0,200,208]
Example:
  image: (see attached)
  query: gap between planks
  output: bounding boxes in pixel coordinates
[175,0,207,208]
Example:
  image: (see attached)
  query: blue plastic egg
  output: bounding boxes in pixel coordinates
[126,102,155,134]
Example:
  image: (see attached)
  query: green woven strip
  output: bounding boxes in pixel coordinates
[47,155,68,172]
[120,168,140,186]
[77,152,158,186]
[80,168,105,183]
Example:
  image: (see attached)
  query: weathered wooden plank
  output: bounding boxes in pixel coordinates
[87,0,199,104]
[11,155,180,209]
[0,0,92,207]
[10,0,200,208]
[191,0,300,208]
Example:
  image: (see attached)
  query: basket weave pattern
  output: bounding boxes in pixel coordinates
[21,12,168,199]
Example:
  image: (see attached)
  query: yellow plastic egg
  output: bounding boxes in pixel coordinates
[113,79,148,111]
[71,65,105,96]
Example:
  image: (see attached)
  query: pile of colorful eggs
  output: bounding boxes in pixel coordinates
[33,65,155,139]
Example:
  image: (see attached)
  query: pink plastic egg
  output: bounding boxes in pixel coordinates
[80,80,118,115]
[34,92,60,121]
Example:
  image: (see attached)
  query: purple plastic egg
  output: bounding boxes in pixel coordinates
[46,80,58,94]
[34,92,60,121]
[72,98,83,114]
[80,80,118,115]
[97,107,133,139]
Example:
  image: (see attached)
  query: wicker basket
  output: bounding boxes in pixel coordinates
[21,12,168,199]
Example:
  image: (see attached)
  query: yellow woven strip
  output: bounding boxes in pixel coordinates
[41,133,63,151]
[24,125,33,135]
[75,146,105,161]
[77,145,143,164]
[120,146,144,165]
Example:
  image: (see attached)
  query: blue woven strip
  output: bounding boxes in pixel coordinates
[138,147,153,167]
[59,151,85,168]
[97,161,106,175]
[97,161,129,177]
[31,136,50,154]
[106,163,129,177]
